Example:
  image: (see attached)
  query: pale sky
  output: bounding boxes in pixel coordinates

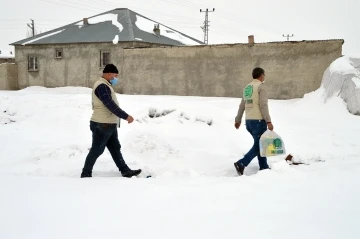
[0,0,358,55]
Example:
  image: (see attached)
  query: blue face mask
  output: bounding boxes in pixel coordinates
[110,77,118,85]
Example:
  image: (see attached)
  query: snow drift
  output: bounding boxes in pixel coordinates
[321,55,360,115]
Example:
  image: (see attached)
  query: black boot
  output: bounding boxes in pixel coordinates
[259,167,271,171]
[121,169,142,178]
[81,170,92,178]
[234,162,245,176]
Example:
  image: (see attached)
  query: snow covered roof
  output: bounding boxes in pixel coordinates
[0,50,15,59]
[10,8,203,46]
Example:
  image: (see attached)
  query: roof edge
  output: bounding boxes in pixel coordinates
[10,8,121,46]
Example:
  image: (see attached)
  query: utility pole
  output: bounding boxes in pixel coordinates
[200,8,215,45]
[282,34,294,41]
[27,19,35,36]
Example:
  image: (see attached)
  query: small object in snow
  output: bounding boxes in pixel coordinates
[146,175,152,178]
[285,154,306,165]
[285,154,293,162]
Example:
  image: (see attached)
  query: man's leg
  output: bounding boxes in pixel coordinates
[82,122,111,176]
[106,126,130,173]
[254,121,269,170]
[236,120,258,167]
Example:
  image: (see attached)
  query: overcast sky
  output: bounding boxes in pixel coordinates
[0,0,358,55]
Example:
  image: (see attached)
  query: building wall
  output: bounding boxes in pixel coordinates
[0,64,6,90]
[0,58,15,64]
[14,42,167,90]
[0,63,18,90]
[121,40,343,99]
[14,40,343,99]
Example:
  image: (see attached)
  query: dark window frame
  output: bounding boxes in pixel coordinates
[28,55,39,72]
[55,49,63,59]
[100,50,111,68]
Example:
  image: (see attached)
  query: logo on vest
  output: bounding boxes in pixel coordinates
[244,85,254,106]
[244,85,253,99]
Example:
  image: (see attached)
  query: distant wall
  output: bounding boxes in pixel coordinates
[121,40,343,99]
[14,42,161,90]
[0,63,18,90]
[0,59,15,64]
[14,40,343,99]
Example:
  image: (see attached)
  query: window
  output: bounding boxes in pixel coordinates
[55,49,63,58]
[28,56,38,71]
[100,51,110,68]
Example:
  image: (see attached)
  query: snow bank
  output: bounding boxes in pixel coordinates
[1,86,360,239]
[321,55,360,115]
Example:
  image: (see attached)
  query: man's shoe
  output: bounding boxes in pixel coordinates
[234,162,245,176]
[122,169,142,178]
[259,167,271,171]
[81,171,92,178]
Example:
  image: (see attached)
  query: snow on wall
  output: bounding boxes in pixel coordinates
[322,56,360,115]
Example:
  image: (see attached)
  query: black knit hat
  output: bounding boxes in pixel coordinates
[103,64,119,73]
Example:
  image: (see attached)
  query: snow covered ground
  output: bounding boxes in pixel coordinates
[0,86,359,239]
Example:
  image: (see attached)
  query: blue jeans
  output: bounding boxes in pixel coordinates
[236,120,269,170]
[83,121,130,173]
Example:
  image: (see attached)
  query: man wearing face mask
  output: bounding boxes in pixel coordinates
[233,67,273,176]
[81,64,141,178]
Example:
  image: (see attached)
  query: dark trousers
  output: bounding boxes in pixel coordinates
[83,121,129,173]
[237,120,269,170]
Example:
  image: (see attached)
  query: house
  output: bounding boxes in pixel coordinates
[10,8,203,89]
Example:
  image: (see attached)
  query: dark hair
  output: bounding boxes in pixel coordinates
[252,67,265,79]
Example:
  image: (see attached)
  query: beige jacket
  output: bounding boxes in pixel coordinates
[90,78,120,124]
[235,79,271,123]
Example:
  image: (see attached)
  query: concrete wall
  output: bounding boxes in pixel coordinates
[0,58,15,64]
[0,63,18,90]
[121,40,343,99]
[0,64,6,90]
[14,40,343,99]
[14,42,167,90]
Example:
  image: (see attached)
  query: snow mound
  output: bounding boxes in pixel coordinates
[321,55,360,115]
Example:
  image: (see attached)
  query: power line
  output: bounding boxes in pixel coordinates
[200,8,215,45]
[41,0,201,23]
[213,12,283,36]
[3,0,285,44]
[41,0,100,13]
[41,0,285,42]
[164,0,282,35]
